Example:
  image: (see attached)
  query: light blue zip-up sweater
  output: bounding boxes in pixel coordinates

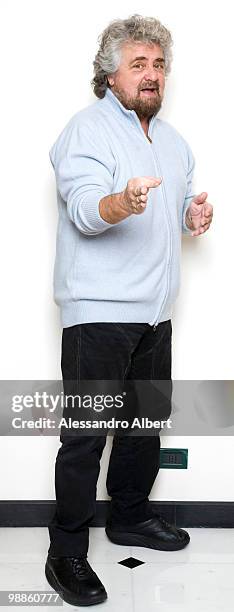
[49,88,195,328]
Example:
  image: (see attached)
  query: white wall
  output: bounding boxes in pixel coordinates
[0,0,233,501]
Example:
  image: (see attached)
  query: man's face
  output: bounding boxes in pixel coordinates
[107,42,166,120]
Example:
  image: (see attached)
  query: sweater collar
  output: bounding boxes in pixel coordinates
[104,87,157,133]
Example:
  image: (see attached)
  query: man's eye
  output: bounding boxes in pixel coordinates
[133,63,165,71]
[155,63,165,72]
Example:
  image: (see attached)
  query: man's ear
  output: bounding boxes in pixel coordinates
[107,75,115,87]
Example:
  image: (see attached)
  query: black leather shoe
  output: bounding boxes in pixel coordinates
[45,554,108,606]
[105,514,190,551]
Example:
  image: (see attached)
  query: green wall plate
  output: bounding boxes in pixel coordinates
[160,448,188,469]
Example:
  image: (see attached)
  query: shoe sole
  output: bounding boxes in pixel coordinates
[105,527,190,551]
[45,562,107,607]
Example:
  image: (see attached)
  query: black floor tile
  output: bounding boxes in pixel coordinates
[118,557,145,569]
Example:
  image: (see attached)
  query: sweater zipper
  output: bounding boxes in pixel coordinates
[136,119,173,332]
[153,149,173,330]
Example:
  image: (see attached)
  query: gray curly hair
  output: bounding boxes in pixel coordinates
[91,14,173,99]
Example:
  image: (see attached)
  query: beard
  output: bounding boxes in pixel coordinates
[110,83,162,120]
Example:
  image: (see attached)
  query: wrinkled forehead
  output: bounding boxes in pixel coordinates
[119,40,164,63]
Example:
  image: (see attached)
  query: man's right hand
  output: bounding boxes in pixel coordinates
[99,176,162,226]
[121,176,162,215]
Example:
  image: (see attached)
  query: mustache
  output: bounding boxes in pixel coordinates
[140,82,160,93]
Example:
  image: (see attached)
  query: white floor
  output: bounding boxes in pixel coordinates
[0,527,234,611]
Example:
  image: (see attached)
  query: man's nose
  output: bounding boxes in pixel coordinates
[143,66,161,80]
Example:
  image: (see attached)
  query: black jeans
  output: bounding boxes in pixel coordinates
[48,320,172,556]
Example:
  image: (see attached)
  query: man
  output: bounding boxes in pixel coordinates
[45,14,213,607]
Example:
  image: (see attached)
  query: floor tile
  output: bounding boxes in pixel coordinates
[0,527,49,563]
[0,527,234,611]
[131,562,234,612]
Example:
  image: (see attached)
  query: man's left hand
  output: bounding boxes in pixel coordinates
[186,192,213,236]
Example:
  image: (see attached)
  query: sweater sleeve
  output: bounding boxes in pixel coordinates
[182,142,196,235]
[49,119,117,235]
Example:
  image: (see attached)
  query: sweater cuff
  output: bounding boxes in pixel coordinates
[182,196,195,235]
[78,191,115,234]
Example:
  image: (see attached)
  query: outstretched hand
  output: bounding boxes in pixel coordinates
[186,192,213,236]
